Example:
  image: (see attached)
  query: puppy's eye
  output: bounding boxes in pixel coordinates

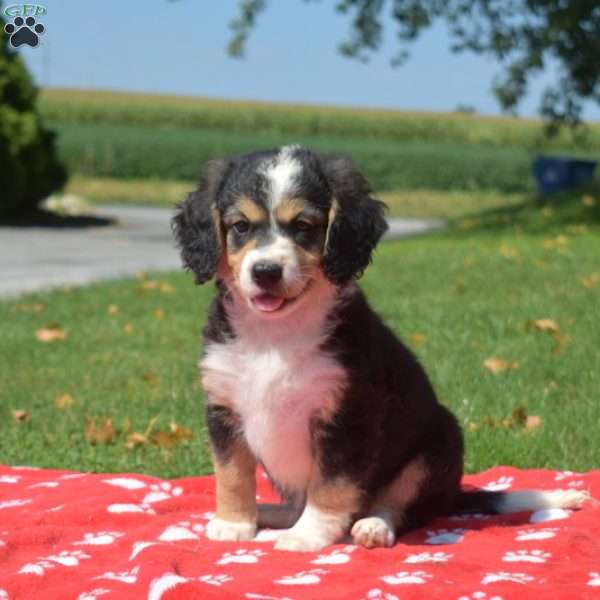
[232,220,250,234]
[293,219,313,233]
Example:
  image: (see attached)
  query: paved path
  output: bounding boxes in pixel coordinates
[0,205,443,298]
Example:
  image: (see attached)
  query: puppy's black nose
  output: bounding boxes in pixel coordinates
[252,262,283,287]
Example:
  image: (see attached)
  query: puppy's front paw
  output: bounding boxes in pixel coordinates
[351,516,395,548]
[275,531,330,552]
[206,517,257,542]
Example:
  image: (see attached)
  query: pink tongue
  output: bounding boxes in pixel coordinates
[253,293,285,312]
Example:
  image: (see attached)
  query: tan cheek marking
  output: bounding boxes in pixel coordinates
[212,442,258,523]
[238,197,267,223]
[275,197,310,224]
[227,238,257,279]
[323,199,339,253]
[297,246,322,272]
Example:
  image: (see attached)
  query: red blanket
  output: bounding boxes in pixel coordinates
[0,464,598,600]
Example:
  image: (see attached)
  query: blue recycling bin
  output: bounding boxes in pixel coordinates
[533,156,597,195]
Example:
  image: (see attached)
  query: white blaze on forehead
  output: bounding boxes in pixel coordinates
[260,145,302,209]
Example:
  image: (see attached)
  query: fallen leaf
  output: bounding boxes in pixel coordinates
[125,432,147,449]
[409,333,426,346]
[85,417,116,445]
[581,273,599,289]
[532,318,560,333]
[55,393,74,410]
[153,308,165,320]
[35,326,66,342]
[142,372,160,386]
[512,406,528,427]
[12,409,29,422]
[483,357,520,374]
[108,304,119,315]
[138,280,158,292]
[582,194,597,207]
[170,422,193,441]
[159,283,176,294]
[124,323,135,334]
[525,415,542,431]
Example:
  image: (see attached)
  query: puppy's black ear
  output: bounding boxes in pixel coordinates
[320,155,388,284]
[172,159,230,284]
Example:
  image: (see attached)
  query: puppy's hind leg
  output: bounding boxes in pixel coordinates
[351,457,427,549]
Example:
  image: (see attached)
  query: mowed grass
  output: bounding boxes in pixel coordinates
[1,195,599,477]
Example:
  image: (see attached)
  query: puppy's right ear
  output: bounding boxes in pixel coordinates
[172,159,230,284]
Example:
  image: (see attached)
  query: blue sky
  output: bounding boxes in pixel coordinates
[14,0,600,120]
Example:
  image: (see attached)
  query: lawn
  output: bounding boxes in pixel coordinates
[2,190,599,477]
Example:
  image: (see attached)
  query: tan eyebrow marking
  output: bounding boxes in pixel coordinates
[274,197,312,224]
[237,197,268,223]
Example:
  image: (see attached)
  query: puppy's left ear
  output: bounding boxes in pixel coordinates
[320,155,388,284]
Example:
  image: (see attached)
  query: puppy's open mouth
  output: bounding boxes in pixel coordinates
[251,281,313,313]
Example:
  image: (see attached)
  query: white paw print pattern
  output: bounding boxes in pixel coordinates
[106,502,156,515]
[102,477,147,490]
[77,589,111,600]
[481,572,534,585]
[199,574,233,587]
[157,520,205,542]
[311,546,355,565]
[425,528,467,545]
[142,481,183,504]
[19,550,91,575]
[458,592,503,600]
[380,571,433,585]
[0,475,20,483]
[148,573,189,600]
[554,470,581,481]
[94,566,139,584]
[515,528,558,541]
[217,549,267,565]
[275,569,328,585]
[588,572,600,587]
[361,589,399,600]
[0,498,32,510]
[73,531,124,545]
[404,551,452,563]
[484,476,513,491]
[503,549,551,563]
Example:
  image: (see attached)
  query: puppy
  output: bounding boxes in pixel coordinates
[173,145,589,552]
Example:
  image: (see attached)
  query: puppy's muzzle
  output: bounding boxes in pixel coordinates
[251,261,283,289]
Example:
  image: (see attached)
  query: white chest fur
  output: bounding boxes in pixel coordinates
[201,331,346,493]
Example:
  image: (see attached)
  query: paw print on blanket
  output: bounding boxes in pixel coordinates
[0,590,8,600]
[106,502,155,515]
[142,481,183,504]
[588,572,600,587]
[458,592,504,600]
[0,475,20,483]
[93,565,139,584]
[311,545,355,565]
[19,549,91,575]
[217,549,267,565]
[515,528,558,541]
[157,520,204,541]
[73,531,124,545]
[425,528,467,545]
[380,570,433,585]
[275,569,328,585]
[199,573,233,587]
[361,589,399,600]
[404,551,452,563]
[484,476,513,491]
[481,572,534,585]
[77,588,111,600]
[503,549,551,563]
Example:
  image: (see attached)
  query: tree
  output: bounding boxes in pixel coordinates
[0,8,66,218]
[228,0,600,131]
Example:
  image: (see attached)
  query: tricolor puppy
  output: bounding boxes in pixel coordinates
[173,145,589,552]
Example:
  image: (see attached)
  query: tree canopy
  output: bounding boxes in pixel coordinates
[228,0,600,130]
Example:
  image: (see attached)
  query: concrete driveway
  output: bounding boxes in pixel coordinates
[0,205,443,298]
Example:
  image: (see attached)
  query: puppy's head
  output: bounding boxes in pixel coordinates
[172,146,387,316]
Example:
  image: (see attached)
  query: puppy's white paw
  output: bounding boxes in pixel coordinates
[275,531,330,553]
[351,516,395,549]
[206,517,257,542]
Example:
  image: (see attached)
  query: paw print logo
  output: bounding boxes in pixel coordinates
[217,549,267,565]
[404,551,452,563]
[93,566,140,584]
[481,572,534,585]
[588,572,600,587]
[554,470,580,481]
[311,546,355,565]
[199,574,233,587]
[76,588,111,600]
[275,569,328,585]
[503,549,551,563]
[380,570,432,585]
[4,16,45,48]
[484,476,513,491]
[361,589,399,600]
[46,550,92,567]
[515,527,558,541]
[425,528,467,545]
[157,520,204,542]
[458,592,504,600]
[142,481,183,504]
[74,531,124,546]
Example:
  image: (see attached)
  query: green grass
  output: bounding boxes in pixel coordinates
[2,192,599,476]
